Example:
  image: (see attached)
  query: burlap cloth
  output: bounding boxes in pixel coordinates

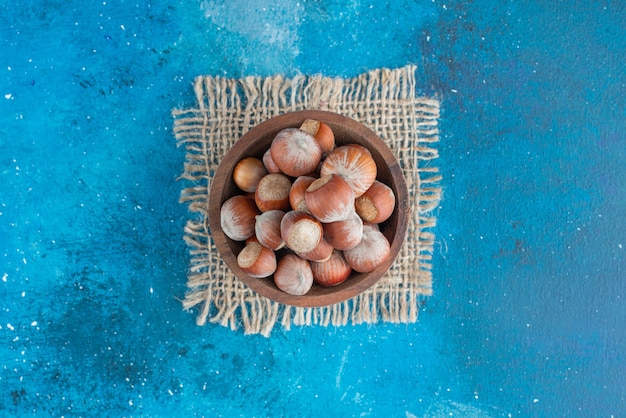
[172,65,441,336]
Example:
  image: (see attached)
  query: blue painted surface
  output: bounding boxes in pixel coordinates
[1,1,624,416]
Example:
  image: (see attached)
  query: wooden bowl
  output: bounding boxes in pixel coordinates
[208,110,408,307]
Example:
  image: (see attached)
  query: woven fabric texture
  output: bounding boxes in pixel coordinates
[172,65,441,336]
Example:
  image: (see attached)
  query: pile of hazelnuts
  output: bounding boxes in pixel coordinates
[220,119,396,296]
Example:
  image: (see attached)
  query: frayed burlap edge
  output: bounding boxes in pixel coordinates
[172,65,441,337]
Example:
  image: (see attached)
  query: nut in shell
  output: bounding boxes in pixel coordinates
[299,119,335,155]
[323,210,363,251]
[237,241,277,278]
[262,148,281,174]
[270,128,322,177]
[254,210,286,251]
[320,144,377,197]
[289,176,316,213]
[220,195,261,242]
[305,174,355,223]
[280,210,324,254]
[355,180,396,224]
[273,254,314,296]
[233,157,267,193]
[343,225,391,273]
[295,237,333,262]
[311,250,352,287]
[255,173,292,212]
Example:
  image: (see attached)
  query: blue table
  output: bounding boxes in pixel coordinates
[1,1,624,415]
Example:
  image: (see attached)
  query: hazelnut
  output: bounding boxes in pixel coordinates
[299,119,335,155]
[323,210,363,250]
[270,128,323,177]
[320,145,377,197]
[254,210,286,251]
[254,173,292,212]
[343,225,391,273]
[311,250,352,287]
[232,157,267,193]
[355,180,396,223]
[289,176,316,213]
[237,241,277,278]
[305,174,355,223]
[220,195,260,241]
[262,148,281,174]
[273,254,313,296]
[280,210,323,254]
[296,237,334,262]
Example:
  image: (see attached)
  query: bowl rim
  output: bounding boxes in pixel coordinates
[208,110,409,307]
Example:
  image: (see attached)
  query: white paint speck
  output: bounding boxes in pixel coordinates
[7,323,15,331]
[2,273,7,282]
[5,93,12,99]
[534,399,539,403]
[336,346,351,388]
[150,287,154,294]
[31,321,37,327]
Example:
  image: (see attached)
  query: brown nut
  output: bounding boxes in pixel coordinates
[304,174,355,223]
[311,250,352,287]
[295,237,334,262]
[273,254,314,296]
[262,148,282,174]
[255,173,292,212]
[280,210,323,254]
[299,119,335,155]
[220,195,261,241]
[289,176,316,213]
[323,210,363,251]
[233,157,267,193]
[355,180,396,224]
[255,210,286,251]
[237,241,277,278]
[269,128,323,177]
[343,225,391,273]
[320,145,377,197]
